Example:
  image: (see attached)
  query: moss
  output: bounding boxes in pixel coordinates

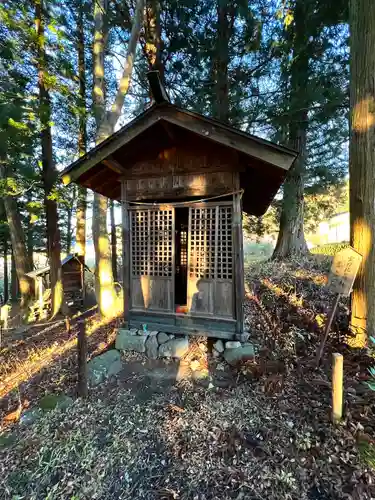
[310,242,349,256]
[358,440,375,469]
[0,433,17,449]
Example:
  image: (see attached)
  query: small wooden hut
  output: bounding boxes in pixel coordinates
[62,73,297,340]
[26,254,85,315]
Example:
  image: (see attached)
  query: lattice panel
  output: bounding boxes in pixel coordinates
[189,207,216,279]
[189,206,233,280]
[131,209,173,277]
[218,206,233,280]
[180,230,187,266]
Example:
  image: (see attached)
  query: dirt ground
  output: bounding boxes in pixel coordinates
[1,257,375,499]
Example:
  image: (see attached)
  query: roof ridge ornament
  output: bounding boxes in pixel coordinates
[147,70,170,104]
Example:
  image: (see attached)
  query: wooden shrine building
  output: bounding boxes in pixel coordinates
[62,72,297,339]
[26,254,85,314]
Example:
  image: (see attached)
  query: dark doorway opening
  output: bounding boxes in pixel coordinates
[175,207,189,308]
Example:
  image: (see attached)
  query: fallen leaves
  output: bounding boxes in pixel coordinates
[1,258,375,499]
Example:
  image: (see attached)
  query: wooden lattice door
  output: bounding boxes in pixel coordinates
[187,205,233,318]
[129,208,175,311]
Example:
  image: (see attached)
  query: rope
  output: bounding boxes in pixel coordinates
[126,189,244,207]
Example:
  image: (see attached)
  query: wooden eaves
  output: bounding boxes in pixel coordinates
[61,102,298,216]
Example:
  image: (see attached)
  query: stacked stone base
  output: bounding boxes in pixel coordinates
[115,328,254,365]
[115,328,189,360]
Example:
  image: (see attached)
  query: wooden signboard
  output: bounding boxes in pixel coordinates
[328,247,363,297]
[316,246,363,365]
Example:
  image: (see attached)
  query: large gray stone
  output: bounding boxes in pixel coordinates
[87,350,122,386]
[116,330,147,352]
[145,334,159,359]
[223,344,255,366]
[213,339,224,353]
[225,341,241,349]
[157,332,170,345]
[158,337,189,359]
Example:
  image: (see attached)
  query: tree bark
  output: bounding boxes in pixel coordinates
[11,250,18,302]
[26,191,34,261]
[66,188,74,254]
[75,0,87,258]
[272,0,309,259]
[0,163,33,307]
[110,199,118,282]
[213,0,234,123]
[143,0,163,80]
[92,0,144,317]
[349,0,375,346]
[3,235,8,304]
[35,0,66,317]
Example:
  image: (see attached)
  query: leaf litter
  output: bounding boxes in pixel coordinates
[1,257,375,499]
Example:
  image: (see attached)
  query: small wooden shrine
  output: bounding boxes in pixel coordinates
[62,73,297,339]
[26,254,85,317]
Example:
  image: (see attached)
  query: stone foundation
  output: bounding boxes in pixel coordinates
[115,328,254,363]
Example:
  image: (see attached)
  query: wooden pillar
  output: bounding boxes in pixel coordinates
[121,179,130,325]
[38,277,43,314]
[233,174,245,337]
[77,319,88,398]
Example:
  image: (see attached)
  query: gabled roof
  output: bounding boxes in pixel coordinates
[25,254,82,279]
[61,102,297,215]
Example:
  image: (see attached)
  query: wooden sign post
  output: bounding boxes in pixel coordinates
[332,353,344,423]
[316,247,362,366]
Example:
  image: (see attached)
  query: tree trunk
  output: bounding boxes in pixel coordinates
[75,0,87,259]
[66,189,74,254]
[0,163,33,307]
[35,0,65,317]
[273,115,309,258]
[143,0,163,80]
[272,0,309,259]
[110,199,118,282]
[349,0,375,346]
[11,250,19,302]
[3,235,8,304]
[26,191,34,261]
[92,0,144,317]
[213,1,234,123]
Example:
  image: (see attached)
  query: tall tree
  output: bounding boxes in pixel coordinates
[143,0,163,79]
[92,0,144,317]
[35,0,65,316]
[272,0,310,258]
[3,233,9,304]
[212,1,234,122]
[349,0,375,345]
[272,0,348,258]
[75,0,88,258]
[0,163,33,307]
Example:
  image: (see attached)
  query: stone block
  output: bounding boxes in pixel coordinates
[225,341,242,349]
[88,349,122,386]
[158,337,189,359]
[145,334,159,359]
[157,332,170,345]
[116,330,147,352]
[213,339,224,353]
[223,344,255,366]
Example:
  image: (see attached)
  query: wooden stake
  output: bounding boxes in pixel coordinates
[332,353,343,423]
[77,319,88,398]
